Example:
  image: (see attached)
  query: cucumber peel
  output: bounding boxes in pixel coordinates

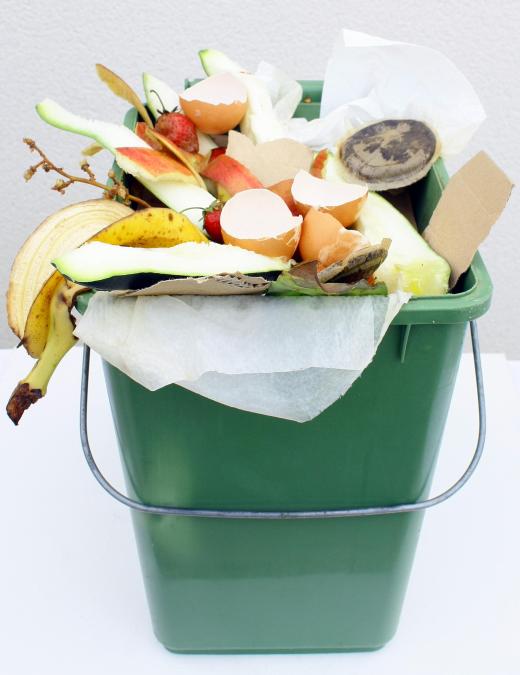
[356,193,451,296]
[142,72,179,120]
[53,241,290,289]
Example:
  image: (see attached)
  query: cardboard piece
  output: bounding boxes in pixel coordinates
[115,273,270,297]
[226,130,313,186]
[423,152,513,287]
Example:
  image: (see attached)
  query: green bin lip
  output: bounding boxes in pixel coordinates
[118,79,493,327]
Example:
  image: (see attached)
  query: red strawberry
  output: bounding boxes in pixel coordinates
[203,201,224,243]
[155,111,199,153]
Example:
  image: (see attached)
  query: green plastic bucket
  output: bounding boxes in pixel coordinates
[80,82,492,653]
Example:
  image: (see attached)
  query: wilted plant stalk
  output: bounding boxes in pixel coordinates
[23,138,151,208]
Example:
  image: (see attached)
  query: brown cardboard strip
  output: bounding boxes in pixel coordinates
[423,151,513,287]
[226,130,313,186]
[114,273,270,297]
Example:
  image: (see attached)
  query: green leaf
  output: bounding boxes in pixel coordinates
[268,271,387,297]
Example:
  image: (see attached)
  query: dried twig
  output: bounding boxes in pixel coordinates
[22,138,151,208]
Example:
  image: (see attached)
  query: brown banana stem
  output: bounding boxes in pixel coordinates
[6,281,83,425]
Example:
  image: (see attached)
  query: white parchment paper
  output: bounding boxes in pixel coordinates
[75,292,409,422]
[282,29,486,154]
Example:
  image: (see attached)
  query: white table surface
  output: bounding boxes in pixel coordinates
[1,346,519,675]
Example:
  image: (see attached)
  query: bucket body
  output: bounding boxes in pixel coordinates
[101,84,492,652]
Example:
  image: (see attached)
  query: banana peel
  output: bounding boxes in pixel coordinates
[7,199,133,341]
[22,273,63,358]
[7,279,84,425]
[7,205,208,422]
[21,207,207,358]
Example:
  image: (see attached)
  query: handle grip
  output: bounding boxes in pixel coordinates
[79,321,486,519]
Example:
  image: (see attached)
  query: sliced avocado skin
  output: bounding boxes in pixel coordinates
[63,271,280,292]
[340,119,438,190]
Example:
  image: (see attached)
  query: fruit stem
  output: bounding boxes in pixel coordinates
[23,138,151,209]
[149,89,171,116]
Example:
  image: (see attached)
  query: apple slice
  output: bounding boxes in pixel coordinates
[146,128,206,184]
[115,147,199,184]
[201,155,263,198]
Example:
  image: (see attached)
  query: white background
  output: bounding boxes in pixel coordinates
[0,0,519,353]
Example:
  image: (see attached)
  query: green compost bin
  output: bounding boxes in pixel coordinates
[96,83,493,653]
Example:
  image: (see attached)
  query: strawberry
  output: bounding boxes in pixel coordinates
[155,110,199,153]
[203,201,224,243]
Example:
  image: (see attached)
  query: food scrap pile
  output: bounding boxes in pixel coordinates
[5,42,498,424]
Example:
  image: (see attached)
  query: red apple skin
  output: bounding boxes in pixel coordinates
[116,146,196,183]
[209,147,226,162]
[201,155,263,196]
[310,148,328,177]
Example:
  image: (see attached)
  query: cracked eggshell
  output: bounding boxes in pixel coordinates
[299,208,368,266]
[220,188,302,260]
[291,170,368,227]
[179,73,248,135]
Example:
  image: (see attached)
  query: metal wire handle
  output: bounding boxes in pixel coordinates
[80,320,485,519]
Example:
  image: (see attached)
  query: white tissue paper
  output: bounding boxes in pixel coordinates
[74,291,409,422]
[279,29,485,154]
[254,60,303,124]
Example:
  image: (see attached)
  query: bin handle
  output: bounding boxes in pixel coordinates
[79,320,486,519]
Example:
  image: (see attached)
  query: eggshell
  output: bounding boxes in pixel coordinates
[299,208,368,264]
[220,189,302,260]
[180,73,247,135]
[318,228,368,270]
[268,179,299,216]
[291,170,368,227]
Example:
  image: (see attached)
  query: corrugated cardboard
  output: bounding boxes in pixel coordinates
[226,130,313,185]
[115,273,270,297]
[423,151,513,287]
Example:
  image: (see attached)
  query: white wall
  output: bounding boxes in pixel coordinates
[1,0,518,353]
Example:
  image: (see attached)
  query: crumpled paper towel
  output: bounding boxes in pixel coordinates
[74,292,409,422]
[265,29,485,154]
[254,61,303,124]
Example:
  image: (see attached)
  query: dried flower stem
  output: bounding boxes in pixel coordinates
[23,138,151,209]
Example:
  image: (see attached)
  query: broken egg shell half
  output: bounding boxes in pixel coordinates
[298,208,368,267]
[291,170,368,227]
[220,188,303,260]
[179,73,248,135]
